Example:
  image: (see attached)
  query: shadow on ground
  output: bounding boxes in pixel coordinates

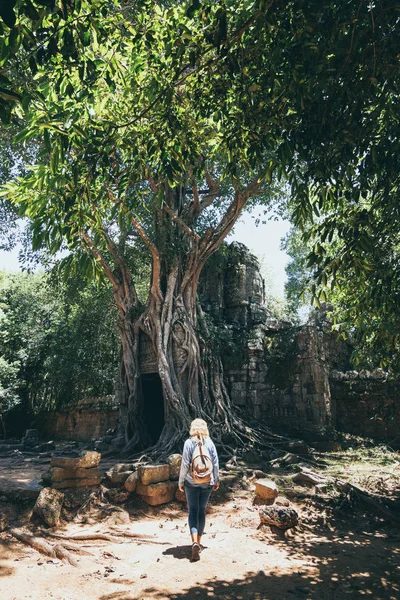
[98,525,400,600]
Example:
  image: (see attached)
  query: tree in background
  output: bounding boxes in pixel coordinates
[2,0,399,453]
[0,271,120,429]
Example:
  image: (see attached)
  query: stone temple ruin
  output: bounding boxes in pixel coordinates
[31,242,400,446]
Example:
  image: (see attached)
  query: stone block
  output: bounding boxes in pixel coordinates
[138,464,170,485]
[124,471,138,493]
[33,488,64,527]
[51,467,101,482]
[255,479,278,504]
[136,480,178,506]
[231,390,247,406]
[52,477,101,490]
[106,469,133,485]
[168,454,182,481]
[51,451,101,469]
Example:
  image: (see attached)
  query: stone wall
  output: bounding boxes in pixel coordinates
[202,243,398,441]
[36,396,119,441]
[331,371,400,439]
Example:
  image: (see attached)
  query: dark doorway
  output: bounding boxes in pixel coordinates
[141,373,165,444]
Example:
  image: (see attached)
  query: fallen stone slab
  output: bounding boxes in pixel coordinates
[51,451,101,469]
[168,454,182,481]
[136,480,178,506]
[50,466,101,482]
[254,478,278,505]
[124,471,138,493]
[259,505,299,530]
[21,478,44,500]
[138,464,170,485]
[33,487,64,527]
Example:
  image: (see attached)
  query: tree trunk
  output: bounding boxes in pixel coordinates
[115,259,245,457]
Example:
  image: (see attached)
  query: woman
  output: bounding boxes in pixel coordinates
[178,418,219,562]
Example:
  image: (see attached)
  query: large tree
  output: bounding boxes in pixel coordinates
[2,0,399,454]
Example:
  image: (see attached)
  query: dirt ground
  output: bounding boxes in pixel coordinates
[1,449,399,600]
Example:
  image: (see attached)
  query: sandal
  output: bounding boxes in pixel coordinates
[191,542,200,562]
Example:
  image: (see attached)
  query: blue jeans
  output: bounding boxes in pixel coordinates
[184,481,213,537]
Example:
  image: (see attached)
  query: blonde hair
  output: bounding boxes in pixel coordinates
[190,418,209,439]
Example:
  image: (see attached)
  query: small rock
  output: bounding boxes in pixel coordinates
[275,497,290,507]
[314,483,328,495]
[254,479,278,505]
[33,488,64,527]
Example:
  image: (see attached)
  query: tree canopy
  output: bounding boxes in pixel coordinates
[1,0,399,451]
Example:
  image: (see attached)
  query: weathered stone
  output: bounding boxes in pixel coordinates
[33,487,64,527]
[124,471,138,493]
[51,467,101,482]
[167,454,182,481]
[136,480,178,506]
[51,451,101,469]
[259,505,298,530]
[138,464,170,485]
[109,463,136,473]
[287,441,310,456]
[52,477,101,490]
[0,513,8,532]
[255,478,278,505]
[105,469,133,485]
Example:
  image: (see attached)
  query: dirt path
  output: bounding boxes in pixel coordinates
[1,450,399,599]
[1,488,399,600]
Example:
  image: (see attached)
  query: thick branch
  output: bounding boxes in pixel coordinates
[199,176,262,261]
[130,214,163,301]
[82,232,119,291]
[163,204,200,241]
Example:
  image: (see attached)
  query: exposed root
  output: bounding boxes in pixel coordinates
[45,532,120,543]
[11,528,56,558]
[75,485,107,519]
[10,528,81,566]
[53,543,79,567]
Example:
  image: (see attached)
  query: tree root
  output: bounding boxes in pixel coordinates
[44,532,120,543]
[10,528,80,566]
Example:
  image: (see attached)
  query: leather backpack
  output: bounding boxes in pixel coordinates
[190,439,213,484]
